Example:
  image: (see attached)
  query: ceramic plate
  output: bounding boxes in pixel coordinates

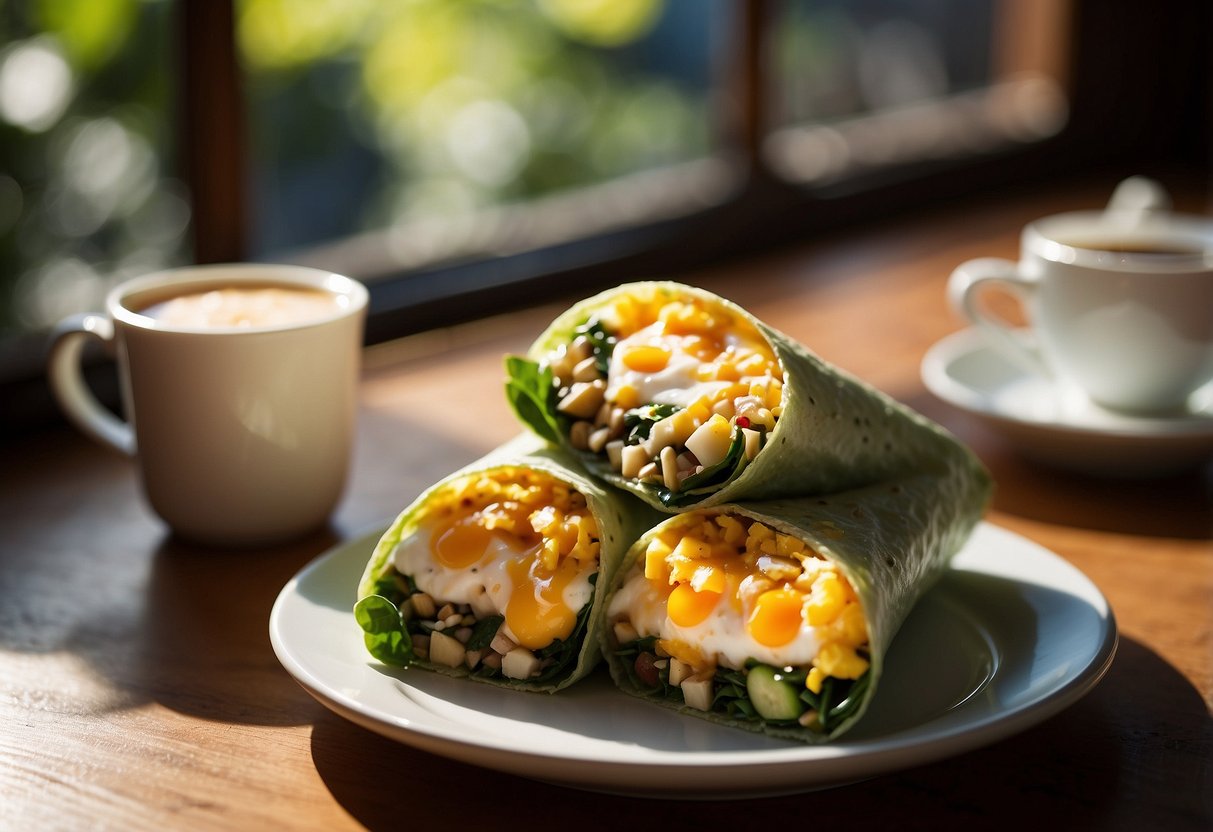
[270,522,1116,799]
[922,328,1213,476]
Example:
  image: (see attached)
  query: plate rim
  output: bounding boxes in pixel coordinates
[269,521,1118,795]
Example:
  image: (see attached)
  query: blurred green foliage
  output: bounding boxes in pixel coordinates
[0,0,183,334]
[0,0,713,332]
[237,0,713,254]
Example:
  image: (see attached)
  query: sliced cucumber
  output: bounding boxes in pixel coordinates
[746,664,805,721]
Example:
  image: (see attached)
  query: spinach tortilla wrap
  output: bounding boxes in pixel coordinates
[603,463,989,741]
[506,281,979,511]
[355,434,662,692]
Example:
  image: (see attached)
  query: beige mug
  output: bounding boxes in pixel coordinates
[48,263,368,546]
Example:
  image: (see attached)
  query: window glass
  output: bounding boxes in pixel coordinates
[237,0,728,273]
[0,0,187,336]
[767,0,1068,185]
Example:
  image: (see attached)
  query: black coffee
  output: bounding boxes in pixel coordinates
[1062,238,1205,256]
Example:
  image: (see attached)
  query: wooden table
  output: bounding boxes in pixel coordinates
[3,180,1210,830]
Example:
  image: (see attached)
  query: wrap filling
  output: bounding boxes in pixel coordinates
[607,510,871,732]
[520,286,784,506]
[356,467,601,684]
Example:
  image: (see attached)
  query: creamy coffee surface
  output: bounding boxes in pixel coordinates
[142,286,339,329]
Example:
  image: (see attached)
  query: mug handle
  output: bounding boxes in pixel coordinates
[48,314,136,456]
[947,257,1051,379]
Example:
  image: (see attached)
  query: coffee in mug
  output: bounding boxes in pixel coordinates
[139,285,344,329]
[48,264,368,546]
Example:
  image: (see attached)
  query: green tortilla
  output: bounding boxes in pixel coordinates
[507,281,984,511]
[355,433,663,692]
[603,458,990,741]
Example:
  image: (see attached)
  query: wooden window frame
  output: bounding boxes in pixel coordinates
[1,0,1207,434]
[181,0,1209,342]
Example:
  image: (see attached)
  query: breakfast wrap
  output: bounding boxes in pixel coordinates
[506,281,973,511]
[355,434,662,692]
[602,462,989,741]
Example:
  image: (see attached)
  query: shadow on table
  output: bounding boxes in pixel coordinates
[125,407,492,726]
[911,392,1213,540]
[307,636,1211,831]
[125,527,345,726]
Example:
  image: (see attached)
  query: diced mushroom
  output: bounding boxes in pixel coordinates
[410,593,436,619]
[502,647,541,679]
[544,347,573,386]
[612,619,639,645]
[621,444,649,479]
[469,588,497,619]
[490,631,517,656]
[569,420,592,450]
[429,630,465,667]
[681,674,715,711]
[648,410,694,454]
[608,407,626,437]
[588,427,611,453]
[668,657,692,687]
[568,335,593,364]
[572,356,601,382]
[606,440,625,470]
[557,380,606,419]
[685,414,733,468]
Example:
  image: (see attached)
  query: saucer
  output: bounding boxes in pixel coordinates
[921,328,1213,476]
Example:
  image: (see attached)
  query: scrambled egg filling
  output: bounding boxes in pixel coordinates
[541,287,785,490]
[608,513,870,697]
[392,468,600,667]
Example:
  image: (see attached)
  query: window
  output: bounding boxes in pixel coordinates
[766,0,1068,187]
[0,0,186,336]
[241,0,728,271]
[2,0,1209,430]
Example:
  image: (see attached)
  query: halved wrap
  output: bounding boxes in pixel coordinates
[506,281,980,511]
[355,434,662,692]
[603,462,989,742]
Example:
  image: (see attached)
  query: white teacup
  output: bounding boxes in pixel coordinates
[948,178,1213,416]
[48,264,368,546]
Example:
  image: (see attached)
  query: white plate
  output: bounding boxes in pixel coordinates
[922,328,1213,476]
[270,522,1116,799]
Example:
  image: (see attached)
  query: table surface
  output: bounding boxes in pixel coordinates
[3,180,1210,831]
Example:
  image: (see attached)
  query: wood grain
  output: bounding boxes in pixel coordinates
[2,179,1209,830]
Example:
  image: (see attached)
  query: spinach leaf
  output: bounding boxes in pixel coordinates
[465,615,504,651]
[657,427,747,507]
[504,356,564,443]
[574,318,617,376]
[711,667,759,720]
[799,670,871,732]
[367,573,410,606]
[354,595,414,666]
[624,403,683,445]
[823,671,870,730]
